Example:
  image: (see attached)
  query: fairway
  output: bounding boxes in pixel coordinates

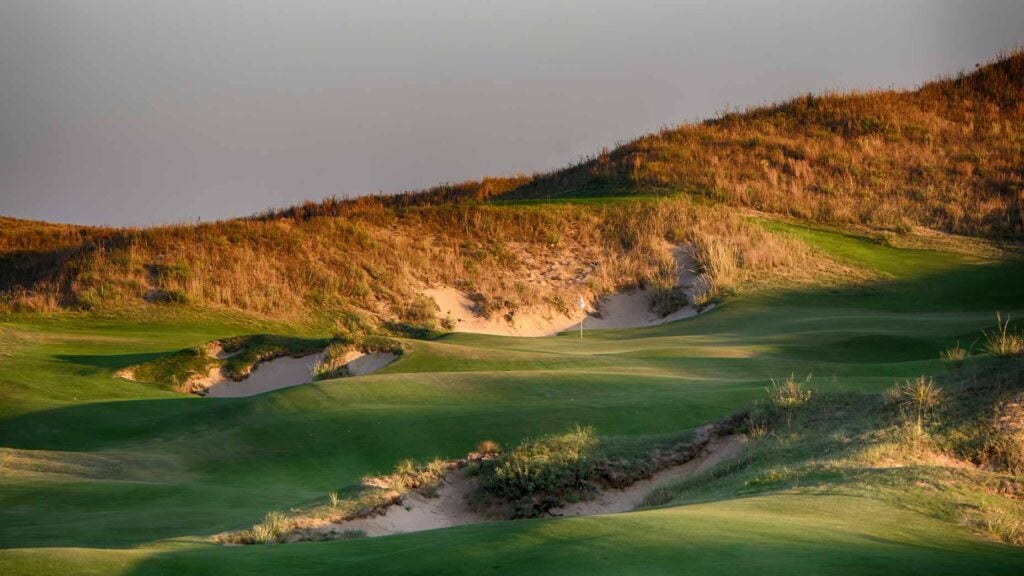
[3,225,1024,574]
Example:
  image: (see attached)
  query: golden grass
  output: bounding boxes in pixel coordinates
[502,52,1024,238]
[0,197,863,328]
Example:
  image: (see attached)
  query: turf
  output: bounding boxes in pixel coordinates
[1,225,1023,574]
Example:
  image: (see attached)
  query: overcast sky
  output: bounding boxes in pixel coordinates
[1,1,1021,226]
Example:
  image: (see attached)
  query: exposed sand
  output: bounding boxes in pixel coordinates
[343,351,399,376]
[316,433,743,539]
[204,353,324,398]
[323,469,486,537]
[552,434,744,517]
[425,243,711,337]
[424,287,575,337]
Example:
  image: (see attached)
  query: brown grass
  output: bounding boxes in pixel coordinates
[500,52,1024,238]
[0,197,861,327]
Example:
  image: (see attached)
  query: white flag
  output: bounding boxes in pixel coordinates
[578,295,586,310]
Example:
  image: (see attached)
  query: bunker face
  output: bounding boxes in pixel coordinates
[205,354,323,398]
[203,351,399,397]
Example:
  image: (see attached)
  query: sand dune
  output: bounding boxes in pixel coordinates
[425,244,709,337]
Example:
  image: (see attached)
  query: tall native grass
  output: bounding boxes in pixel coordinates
[502,52,1024,239]
[0,197,851,327]
[984,313,1024,357]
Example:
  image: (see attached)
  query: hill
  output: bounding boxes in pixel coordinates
[2,53,1022,328]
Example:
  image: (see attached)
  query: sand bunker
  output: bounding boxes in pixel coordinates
[203,353,324,398]
[425,244,710,337]
[334,350,400,377]
[552,434,744,517]
[315,433,743,539]
[204,351,399,397]
[118,342,398,398]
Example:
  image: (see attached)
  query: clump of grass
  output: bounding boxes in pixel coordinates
[129,345,218,392]
[767,373,814,408]
[476,425,596,518]
[248,511,289,545]
[886,376,944,435]
[328,491,340,511]
[975,504,1024,546]
[476,440,501,456]
[983,313,1024,357]
[940,341,970,365]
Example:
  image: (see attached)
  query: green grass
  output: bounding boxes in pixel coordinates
[2,224,1023,574]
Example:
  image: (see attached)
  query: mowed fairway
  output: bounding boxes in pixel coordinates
[2,225,1024,575]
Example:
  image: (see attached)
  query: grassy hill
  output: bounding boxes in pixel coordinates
[2,53,1024,575]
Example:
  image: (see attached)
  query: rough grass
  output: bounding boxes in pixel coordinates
[500,52,1024,239]
[984,313,1024,357]
[0,197,864,330]
[646,360,1024,548]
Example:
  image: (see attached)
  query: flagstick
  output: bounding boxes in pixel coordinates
[579,295,584,340]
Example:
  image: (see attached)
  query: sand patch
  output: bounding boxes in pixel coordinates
[552,434,744,517]
[321,468,487,537]
[425,244,711,337]
[313,433,743,539]
[204,353,324,398]
[343,351,399,376]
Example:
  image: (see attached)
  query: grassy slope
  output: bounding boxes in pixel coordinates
[1,225,1024,574]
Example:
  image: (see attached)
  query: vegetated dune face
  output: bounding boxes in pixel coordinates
[425,243,709,337]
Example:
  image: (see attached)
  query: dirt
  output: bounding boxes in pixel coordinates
[313,433,744,539]
[425,243,711,337]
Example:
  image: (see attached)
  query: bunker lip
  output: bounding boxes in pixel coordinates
[116,342,399,397]
[234,421,746,544]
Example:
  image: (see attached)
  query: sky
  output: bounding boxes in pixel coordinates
[1,1,1022,226]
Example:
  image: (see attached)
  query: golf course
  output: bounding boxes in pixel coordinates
[2,50,1024,576]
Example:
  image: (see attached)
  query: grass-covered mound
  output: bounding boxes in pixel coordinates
[647,358,1024,546]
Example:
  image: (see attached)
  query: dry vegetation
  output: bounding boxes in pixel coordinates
[504,52,1024,238]
[7,52,1016,325]
[0,198,858,328]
